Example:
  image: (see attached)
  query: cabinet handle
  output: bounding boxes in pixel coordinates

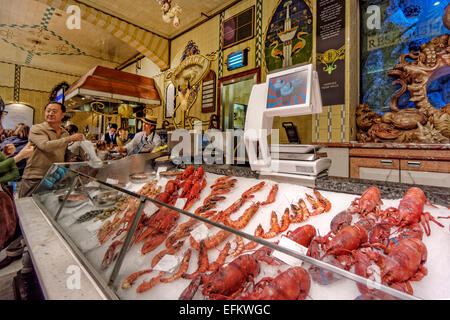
[407,161,421,168]
[380,160,393,166]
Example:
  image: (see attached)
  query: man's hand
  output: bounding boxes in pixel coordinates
[117,147,127,154]
[14,143,34,163]
[70,133,84,142]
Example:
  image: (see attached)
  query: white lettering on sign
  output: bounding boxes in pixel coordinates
[366,5,381,30]
[66,5,81,30]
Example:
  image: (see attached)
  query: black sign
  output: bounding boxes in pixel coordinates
[316,0,346,106]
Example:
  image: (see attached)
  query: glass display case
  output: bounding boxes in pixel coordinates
[30,154,449,300]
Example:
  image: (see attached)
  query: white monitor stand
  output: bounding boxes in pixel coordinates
[244,64,330,181]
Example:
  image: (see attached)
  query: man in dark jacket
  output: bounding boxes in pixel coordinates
[103,123,118,145]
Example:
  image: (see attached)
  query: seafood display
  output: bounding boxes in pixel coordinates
[75,209,104,224]
[306,185,447,299]
[53,167,449,300]
[58,193,88,207]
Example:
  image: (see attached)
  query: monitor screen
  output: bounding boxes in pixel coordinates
[266,69,308,109]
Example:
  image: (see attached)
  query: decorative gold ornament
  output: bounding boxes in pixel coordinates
[316,45,345,75]
[118,104,134,118]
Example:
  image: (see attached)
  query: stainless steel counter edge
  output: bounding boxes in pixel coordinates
[15,197,113,300]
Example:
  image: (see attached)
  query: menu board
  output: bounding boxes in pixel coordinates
[201,71,216,113]
[2,103,34,129]
[316,0,346,106]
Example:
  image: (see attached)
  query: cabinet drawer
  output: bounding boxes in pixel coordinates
[350,157,399,179]
[401,170,450,188]
[400,160,450,173]
[350,148,450,160]
[360,167,400,182]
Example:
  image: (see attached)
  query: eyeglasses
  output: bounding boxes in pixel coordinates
[1,111,7,116]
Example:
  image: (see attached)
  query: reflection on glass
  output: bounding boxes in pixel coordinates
[233,103,246,129]
[360,0,448,113]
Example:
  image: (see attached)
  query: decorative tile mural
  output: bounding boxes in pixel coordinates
[264,0,313,73]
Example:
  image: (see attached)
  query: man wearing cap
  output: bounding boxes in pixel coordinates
[117,116,161,156]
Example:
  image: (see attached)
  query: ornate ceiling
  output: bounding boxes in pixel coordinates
[0,0,239,76]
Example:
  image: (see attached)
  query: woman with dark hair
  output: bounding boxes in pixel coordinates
[0,137,34,254]
[1,123,30,178]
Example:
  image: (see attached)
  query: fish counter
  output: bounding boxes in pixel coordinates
[20,163,450,300]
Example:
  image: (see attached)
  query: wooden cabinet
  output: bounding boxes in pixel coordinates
[350,157,400,182]
[399,159,450,187]
[349,148,450,187]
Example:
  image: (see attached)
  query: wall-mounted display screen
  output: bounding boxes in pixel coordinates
[227,49,249,71]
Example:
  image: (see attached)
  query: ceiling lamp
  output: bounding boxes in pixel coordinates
[156,0,182,27]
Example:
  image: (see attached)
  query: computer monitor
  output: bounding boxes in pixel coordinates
[264,64,315,118]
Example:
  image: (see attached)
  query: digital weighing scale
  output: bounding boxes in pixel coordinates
[244,64,331,187]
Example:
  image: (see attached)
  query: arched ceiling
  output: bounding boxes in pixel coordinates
[0,0,239,76]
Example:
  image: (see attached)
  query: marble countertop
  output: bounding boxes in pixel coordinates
[15,197,112,300]
[180,164,449,207]
[312,142,450,150]
[315,176,450,207]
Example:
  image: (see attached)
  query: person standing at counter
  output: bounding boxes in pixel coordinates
[19,101,84,198]
[102,123,118,145]
[117,116,161,156]
[117,127,132,147]
[66,124,85,162]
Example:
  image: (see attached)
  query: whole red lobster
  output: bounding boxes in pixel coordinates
[178,247,275,300]
[236,267,311,300]
[382,187,444,236]
[286,224,317,247]
[353,237,428,298]
[348,186,383,218]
